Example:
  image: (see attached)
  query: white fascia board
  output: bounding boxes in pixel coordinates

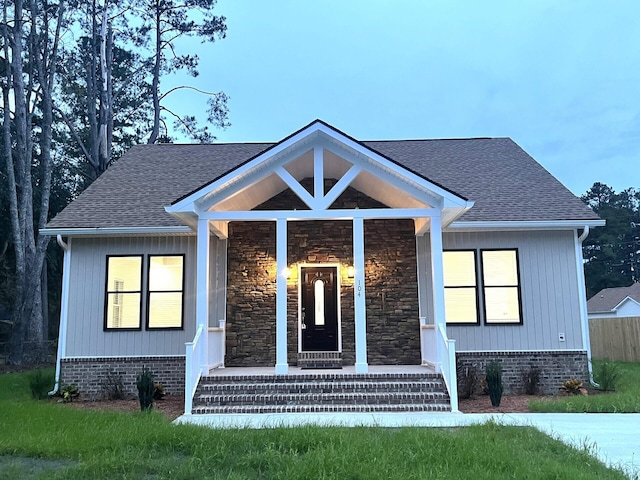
[447,219,606,231]
[40,226,194,237]
[199,207,438,221]
[315,126,468,207]
[456,349,588,353]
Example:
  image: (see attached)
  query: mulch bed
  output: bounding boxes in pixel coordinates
[458,394,547,413]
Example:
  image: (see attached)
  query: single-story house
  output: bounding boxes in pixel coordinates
[587,283,640,319]
[42,120,604,414]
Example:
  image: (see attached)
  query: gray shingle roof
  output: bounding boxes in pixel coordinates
[46,136,599,230]
[587,283,640,313]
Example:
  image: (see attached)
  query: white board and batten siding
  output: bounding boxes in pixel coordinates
[64,235,226,358]
[418,230,584,351]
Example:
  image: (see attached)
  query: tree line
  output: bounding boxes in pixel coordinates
[581,183,640,298]
[1,0,229,364]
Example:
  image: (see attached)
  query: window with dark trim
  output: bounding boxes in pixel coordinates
[481,249,522,324]
[105,255,143,330]
[443,250,479,324]
[147,255,185,329]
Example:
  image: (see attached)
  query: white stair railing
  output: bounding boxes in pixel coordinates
[437,323,458,412]
[184,325,205,415]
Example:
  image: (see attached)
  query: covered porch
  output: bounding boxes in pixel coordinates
[165,121,473,413]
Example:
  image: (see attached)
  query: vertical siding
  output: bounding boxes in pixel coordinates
[206,235,228,327]
[417,230,584,351]
[65,236,199,357]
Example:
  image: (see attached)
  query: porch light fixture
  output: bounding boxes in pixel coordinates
[283,267,292,279]
[347,266,355,278]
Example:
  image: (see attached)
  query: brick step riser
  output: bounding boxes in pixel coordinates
[199,374,442,384]
[197,394,449,407]
[196,382,445,395]
[192,404,451,414]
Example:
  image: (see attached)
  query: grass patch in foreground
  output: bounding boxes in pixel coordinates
[0,371,629,479]
[530,360,640,413]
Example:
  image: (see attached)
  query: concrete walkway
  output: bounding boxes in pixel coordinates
[175,412,640,478]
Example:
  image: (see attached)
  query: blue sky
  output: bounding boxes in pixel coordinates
[164,1,639,196]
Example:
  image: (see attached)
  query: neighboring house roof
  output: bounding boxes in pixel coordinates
[587,283,640,313]
[45,121,600,231]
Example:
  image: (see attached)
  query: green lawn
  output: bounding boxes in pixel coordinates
[0,370,631,479]
[530,360,640,413]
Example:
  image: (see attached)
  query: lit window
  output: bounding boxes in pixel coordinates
[443,251,478,324]
[481,250,522,324]
[147,255,184,329]
[105,256,142,329]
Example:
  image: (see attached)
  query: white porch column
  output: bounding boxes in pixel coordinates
[430,214,445,374]
[196,218,210,370]
[430,214,446,329]
[275,218,289,374]
[353,216,368,373]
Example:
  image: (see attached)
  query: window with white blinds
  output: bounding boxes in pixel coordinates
[443,251,479,324]
[481,249,522,324]
[147,255,184,329]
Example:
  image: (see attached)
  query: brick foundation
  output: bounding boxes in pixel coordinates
[60,356,185,399]
[456,350,589,394]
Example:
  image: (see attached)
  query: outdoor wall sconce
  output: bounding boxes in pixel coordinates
[347,266,355,278]
[283,267,292,279]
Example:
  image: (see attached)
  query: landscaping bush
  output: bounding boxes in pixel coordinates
[522,366,541,395]
[456,363,479,400]
[136,367,154,411]
[28,369,54,400]
[485,361,503,407]
[101,371,127,400]
[60,384,80,402]
[593,360,620,392]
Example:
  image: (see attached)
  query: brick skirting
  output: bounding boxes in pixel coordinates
[60,356,185,399]
[456,350,589,395]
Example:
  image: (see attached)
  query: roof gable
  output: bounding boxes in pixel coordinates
[587,283,640,313]
[166,120,470,221]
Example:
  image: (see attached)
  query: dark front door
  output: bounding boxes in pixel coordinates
[301,266,338,351]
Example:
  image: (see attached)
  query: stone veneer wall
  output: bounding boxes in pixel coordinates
[225,181,421,366]
[456,350,589,395]
[60,356,185,399]
[365,219,421,365]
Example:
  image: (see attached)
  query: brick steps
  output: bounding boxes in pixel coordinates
[192,403,451,414]
[197,391,448,406]
[297,351,342,369]
[193,371,450,414]
[197,380,445,394]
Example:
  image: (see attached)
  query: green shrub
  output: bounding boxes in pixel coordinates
[593,360,620,391]
[560,379,587,396]
[486,361,503,407]
[28,369,54,400]
[136,367,154,411]
[153,382,166,400]
[60,384,79,402]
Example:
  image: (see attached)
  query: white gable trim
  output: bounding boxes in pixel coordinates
[613,296,640,312]
[166,120,471,217]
